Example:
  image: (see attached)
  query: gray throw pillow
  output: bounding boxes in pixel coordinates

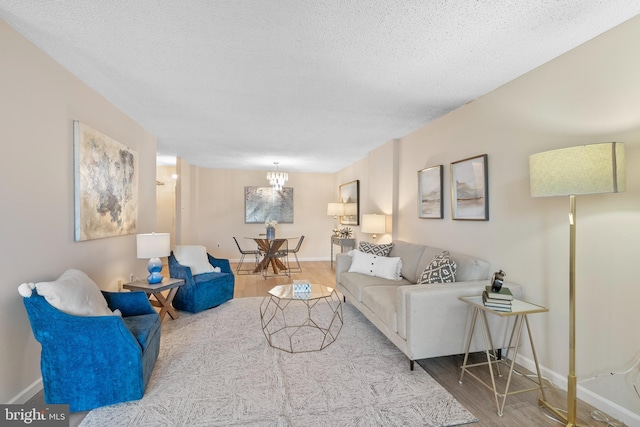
[359,242,393,257]
[419,251,457,284]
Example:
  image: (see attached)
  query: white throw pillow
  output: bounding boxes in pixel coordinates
[348,249,402,281]
[35,269,115,316]
[173,245,214,275]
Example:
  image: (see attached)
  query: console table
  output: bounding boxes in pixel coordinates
[331,236,356,268]
[458,295,548,417]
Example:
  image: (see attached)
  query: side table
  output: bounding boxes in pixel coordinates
[123,278,185,321]
[458,295,548,416]
[330,236,356,268]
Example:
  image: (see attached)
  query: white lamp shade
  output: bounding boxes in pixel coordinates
[530,142,625,197]
[361,214,386,234]
[327,203,344,216]
[136,233,171,259]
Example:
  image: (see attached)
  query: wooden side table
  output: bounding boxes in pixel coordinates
[458,295,548,416]
[330,236,355,268]
[123,278,185,321]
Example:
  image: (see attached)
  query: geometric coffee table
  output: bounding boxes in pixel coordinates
[259,283,343,353]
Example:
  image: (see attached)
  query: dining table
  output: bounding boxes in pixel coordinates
[246,237,294,275]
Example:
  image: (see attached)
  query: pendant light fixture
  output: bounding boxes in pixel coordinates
[266,162,288,191]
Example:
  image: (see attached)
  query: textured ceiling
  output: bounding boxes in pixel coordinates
[1,2,639,173]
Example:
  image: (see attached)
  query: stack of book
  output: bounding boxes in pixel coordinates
[482,286,513,312]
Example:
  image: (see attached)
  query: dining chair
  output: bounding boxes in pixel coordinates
[233,237,262,275]
[285,235,305,273]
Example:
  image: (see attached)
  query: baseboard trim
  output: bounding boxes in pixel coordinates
[515,353,640,426]
[9,377,42,404]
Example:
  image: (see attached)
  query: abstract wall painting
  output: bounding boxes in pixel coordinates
[245,186,294,223]
[74,121,138,241]
[451,154,488,221]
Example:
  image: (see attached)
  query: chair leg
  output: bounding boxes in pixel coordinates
[291,253,302,273]
[236,253,246,274]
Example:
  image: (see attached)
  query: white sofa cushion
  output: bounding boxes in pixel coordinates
[348,250,402,280]
[341,271,411,302]
[362,286,398,333]
[34,269,115,317]
[173,245,214,275]
[388,240,426,282]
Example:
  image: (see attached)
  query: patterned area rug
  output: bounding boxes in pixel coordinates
[80,297,477,426]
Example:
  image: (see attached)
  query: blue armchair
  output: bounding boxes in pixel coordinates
[168,252,235,313]
[22,289,161,412]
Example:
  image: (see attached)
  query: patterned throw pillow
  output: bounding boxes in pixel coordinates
[359,241,393,257]
[418,251,457,284]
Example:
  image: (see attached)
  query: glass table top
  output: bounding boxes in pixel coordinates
[268,283,335,300]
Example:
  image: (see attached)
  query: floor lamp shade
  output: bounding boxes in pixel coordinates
[530,142,625,197]
[529,142,625,426]
[136,233,171,284]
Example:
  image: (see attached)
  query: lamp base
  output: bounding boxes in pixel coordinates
[147,257,164,284]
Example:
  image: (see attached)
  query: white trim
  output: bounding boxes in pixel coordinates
[9,377,42,404]
[515,353,640,426]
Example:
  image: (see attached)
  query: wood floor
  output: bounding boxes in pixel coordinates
[31,260,622,426]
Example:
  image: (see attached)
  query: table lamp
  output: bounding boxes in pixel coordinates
[136,232,171,284]
[361,214,386,241]
[529,142,625,426]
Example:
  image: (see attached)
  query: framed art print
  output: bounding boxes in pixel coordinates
[451,154,488,221]
[339,180,359,225]
[244,186,294,223]
[418,165,443,218]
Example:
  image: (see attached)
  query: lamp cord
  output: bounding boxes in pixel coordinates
[508,367,628,426]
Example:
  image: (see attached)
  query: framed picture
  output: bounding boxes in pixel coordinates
[418,165,443,218]
[339,180,359,225]
[451,154,488,221]
[74,121,138,241]
[244,186,294,223]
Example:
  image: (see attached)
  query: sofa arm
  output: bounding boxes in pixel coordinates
[397,280,523,358]
[102,291,156,317]
[335,253,353,285]
[208,254,232,274]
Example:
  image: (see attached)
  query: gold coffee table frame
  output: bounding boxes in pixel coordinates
[260,283,343,353]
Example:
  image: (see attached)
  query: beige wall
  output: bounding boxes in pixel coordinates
[1,20,158,403]
[337,15,640,422]
[188,168,335,260]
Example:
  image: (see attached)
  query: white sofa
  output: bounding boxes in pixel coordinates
[335,240,523,369]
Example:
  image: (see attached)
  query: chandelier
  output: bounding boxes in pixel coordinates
[266,162,288,191]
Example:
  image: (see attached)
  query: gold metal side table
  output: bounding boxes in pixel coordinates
[458,296,548,416]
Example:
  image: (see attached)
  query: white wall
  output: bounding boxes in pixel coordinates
[1,20,158,404]
[337,15,640,422]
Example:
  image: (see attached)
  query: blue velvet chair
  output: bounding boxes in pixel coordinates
[168,252,235,313]
[22,290,161,412]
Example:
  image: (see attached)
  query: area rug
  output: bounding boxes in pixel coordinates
[80,297,477,426]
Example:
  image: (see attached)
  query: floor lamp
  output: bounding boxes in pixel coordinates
[529,142,626,426]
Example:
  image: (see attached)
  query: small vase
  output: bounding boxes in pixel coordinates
[266,227,275,240]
